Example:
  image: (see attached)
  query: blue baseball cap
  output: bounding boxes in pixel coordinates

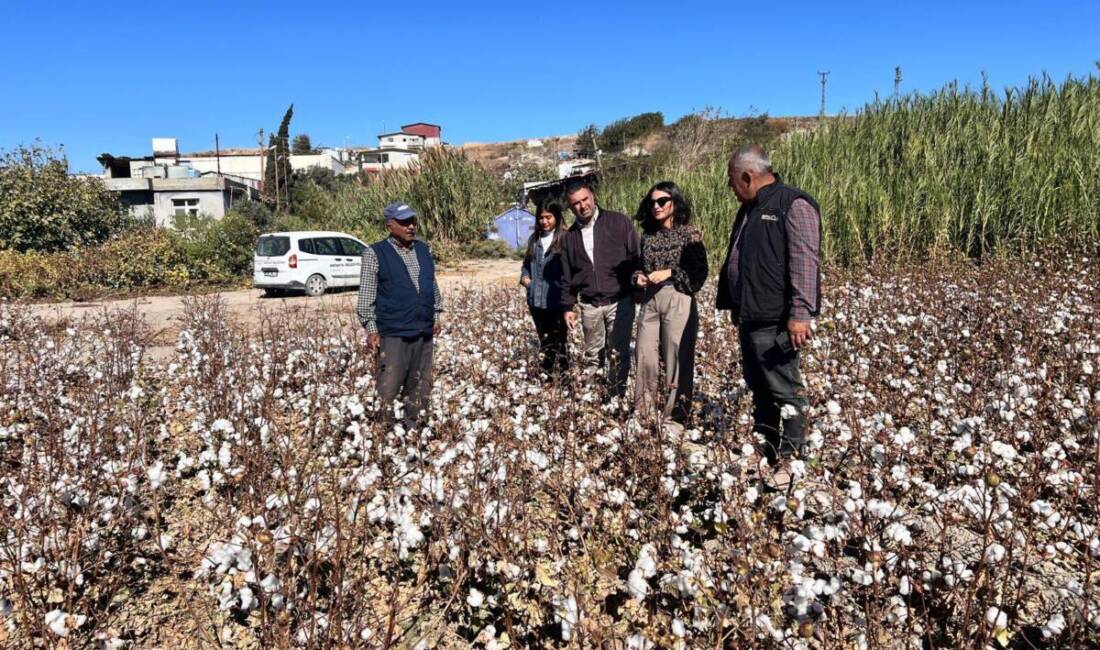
[383,201,417,222]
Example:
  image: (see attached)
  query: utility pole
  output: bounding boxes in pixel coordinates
[215,133,221,176]
[591,129,602,173]
[257,128,265,198]
[894,66,903,98]
[818,71,830,118]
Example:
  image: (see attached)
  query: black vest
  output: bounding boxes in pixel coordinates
[717,182,821,321]
[372,239,436,338]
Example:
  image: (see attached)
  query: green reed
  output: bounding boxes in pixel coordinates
[600,69,1100,264]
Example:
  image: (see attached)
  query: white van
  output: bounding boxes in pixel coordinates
[253,231,369,297]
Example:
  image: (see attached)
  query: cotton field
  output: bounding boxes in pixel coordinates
[1,255,1098,648]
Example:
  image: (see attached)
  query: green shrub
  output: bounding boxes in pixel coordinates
[458,237,521,260]
[0,144,132,252]
[231,200,276,231]
[0,228,198,300]
[169,211,259,279]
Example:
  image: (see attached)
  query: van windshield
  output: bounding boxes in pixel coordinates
[256,236,290,257]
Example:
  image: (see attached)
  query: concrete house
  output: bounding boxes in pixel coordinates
[98,138,261,227]
[355,122,443,173]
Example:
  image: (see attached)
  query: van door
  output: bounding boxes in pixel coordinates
[295,237,324,286]
[310,235,343,283]
[339,237,367,288]
[254,235,291,286]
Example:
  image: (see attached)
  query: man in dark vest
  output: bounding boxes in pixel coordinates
[356,201,442,430]
[718,144,822,467]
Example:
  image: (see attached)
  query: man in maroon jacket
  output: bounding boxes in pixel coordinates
[560,179,640,399]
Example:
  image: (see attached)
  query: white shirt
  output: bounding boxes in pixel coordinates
[580,207,600,264]
[539,231,554,254]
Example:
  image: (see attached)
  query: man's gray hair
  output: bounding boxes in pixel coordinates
[729,144,773,174]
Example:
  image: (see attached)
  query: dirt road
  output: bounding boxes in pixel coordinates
[25,258,522,359]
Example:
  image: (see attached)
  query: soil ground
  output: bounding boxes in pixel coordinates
[24,258,522,361]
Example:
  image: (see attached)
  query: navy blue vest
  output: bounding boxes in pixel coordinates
[717,182,822,321]
[372,239,436,338]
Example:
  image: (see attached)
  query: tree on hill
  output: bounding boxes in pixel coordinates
[292,134,314,155]
[264,104,294,211]
[600,111,664,153]
[574,124,600,159]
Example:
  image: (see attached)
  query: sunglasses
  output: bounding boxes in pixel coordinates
[651,196,673,208]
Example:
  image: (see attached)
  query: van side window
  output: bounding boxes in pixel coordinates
[314,238,340,256]
[298,238,315,255]
[340,238,365,256]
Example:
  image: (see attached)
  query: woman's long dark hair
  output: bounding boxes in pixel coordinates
[634,180,692,234]
[524,197,565,262]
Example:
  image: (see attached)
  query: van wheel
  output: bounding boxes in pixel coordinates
[304,274,327,297]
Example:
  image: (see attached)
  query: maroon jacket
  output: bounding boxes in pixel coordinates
[560,209,641,307]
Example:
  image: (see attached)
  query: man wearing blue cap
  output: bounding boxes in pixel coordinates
[356,201,443,430]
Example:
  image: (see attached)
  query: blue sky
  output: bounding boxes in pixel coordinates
[2,1,1097,172]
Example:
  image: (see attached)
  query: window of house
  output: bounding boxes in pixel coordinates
[172,198,200,216]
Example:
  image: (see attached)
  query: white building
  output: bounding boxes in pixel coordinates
[352,122,443,173]
[102,137,347,185]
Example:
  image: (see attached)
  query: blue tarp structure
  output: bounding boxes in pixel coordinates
[490,205,536,249]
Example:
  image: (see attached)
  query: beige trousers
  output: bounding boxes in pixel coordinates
[578,296,636,398]
[634,284,698,422]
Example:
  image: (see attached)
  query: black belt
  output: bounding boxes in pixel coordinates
[580,295,623,307]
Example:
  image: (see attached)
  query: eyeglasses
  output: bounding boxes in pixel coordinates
[651,196,673,208]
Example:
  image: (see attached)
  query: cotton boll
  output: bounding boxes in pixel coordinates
[147,462,166,489]
[44,610,86,637]
[1042,613,1066,638]
[983,543,1006,564]
[635,543,658,577]
[467,588,485,608]
[555,595,578,641]
[627,569,648,600]
[985,606,1008,630]
[239,586,256,610]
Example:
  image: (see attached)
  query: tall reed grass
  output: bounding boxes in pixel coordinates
[601,69,1100,263]
[290,147,501,249]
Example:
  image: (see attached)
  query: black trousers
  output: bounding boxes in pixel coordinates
[739,321,809,462]
[528,305,569,375]
[377,333,434,429]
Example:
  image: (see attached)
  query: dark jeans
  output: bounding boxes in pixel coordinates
[528,305,569,375]
[739,321,809,463]
[377,333,434,429]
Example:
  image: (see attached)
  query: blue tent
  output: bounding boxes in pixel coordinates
[491,205,536,249]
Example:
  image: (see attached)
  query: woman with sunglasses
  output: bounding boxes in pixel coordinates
[632,181,708,428]
[520,197,570,377]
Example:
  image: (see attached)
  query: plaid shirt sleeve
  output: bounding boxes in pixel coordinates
[786,198,821,321]
[356,245,380,334]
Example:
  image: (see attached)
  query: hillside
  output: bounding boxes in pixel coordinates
[457,115,821,178]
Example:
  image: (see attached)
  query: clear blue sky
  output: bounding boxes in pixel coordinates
[2,0,1097,172]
